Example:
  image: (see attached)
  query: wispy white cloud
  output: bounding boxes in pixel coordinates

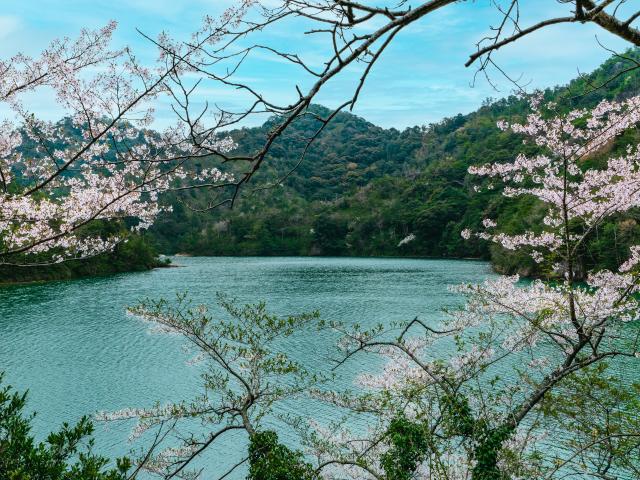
[0,15,21,41]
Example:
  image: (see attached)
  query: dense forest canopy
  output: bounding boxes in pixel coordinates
[146,48,640,278]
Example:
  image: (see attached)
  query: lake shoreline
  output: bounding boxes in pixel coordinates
[0,254,491,286]
[0,259,174,287]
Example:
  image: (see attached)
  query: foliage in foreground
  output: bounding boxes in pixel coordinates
[0,374,130,480]
[248,431,318,480]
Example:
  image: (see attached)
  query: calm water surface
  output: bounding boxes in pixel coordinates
[0,257,493,476]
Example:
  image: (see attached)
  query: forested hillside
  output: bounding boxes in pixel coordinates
[149,49,640,277]
[11,50,637,282]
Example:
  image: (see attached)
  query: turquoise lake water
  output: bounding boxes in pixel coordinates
[0,256,493,476]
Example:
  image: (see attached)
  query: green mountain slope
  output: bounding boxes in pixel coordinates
[149,48,640,276]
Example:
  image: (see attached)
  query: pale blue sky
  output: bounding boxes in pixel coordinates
[0,1,634,128]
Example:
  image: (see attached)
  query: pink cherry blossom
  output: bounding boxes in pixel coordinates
[0,22,239,264]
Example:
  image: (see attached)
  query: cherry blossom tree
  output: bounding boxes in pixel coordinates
[113,94,640,479]
[97,294,322,478]
[314,94,640,479]
[0,11,253,266]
